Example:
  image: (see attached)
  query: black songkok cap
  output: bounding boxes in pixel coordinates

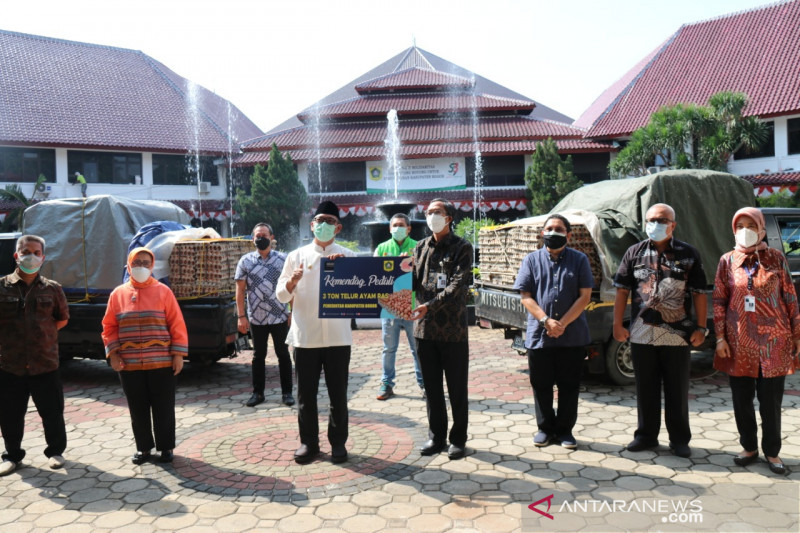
[314,200,340,219]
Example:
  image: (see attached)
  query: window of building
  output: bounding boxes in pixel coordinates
[68,151,143,184]
[308,161,364,193]
[733,121,775,160]
[0,147,56,183]
[467,155,525,187]
[788,118,800,155]
[152,154,219,185]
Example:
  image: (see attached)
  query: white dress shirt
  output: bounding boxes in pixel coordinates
[276,241,355,348]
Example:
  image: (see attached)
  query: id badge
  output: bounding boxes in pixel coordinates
[436,273,447,289]
[744,295,756,312]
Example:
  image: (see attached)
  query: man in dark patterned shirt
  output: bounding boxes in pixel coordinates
[411,198,473,460]
[235,223,294,408]
[613,203,708,459]
[0,235,69,476]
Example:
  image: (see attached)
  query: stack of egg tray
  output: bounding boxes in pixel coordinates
[169,239,255,298]
[479,223,602,288]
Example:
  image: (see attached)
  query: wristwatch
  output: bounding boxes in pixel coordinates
[696,326,709,338]
[539,315,549,327]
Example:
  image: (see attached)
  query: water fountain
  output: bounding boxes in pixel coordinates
[469,75,484,263]
[226,101,237,236]
[362,109,427,250]
[186,81,203,223]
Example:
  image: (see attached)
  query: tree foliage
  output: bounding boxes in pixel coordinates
[454,216,497,246]
[234,144,310,248]
[756,190,800,208]
[610,91,769,178]
[525,138,583,215]
[0,174,46,231]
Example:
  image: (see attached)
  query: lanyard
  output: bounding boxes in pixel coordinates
[743,261,758,292]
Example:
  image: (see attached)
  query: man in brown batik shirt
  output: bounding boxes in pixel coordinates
[411,198,473,460]
[0,235,69,476]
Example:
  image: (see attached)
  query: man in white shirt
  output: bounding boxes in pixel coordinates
[277,201,355,465]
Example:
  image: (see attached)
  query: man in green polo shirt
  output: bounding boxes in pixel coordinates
[374,213,425,400]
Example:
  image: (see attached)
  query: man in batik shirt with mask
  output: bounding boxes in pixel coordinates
[613,203,708,459]
[235,223,294,408]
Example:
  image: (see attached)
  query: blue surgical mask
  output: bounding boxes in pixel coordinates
[391,226,408,242]
[645,221,669,243]
[313,221,336,242]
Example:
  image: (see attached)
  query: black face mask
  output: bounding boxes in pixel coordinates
[255,237,271,250]
[542,233,567,250]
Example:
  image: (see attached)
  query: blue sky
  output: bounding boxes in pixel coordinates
[4,0,776,134]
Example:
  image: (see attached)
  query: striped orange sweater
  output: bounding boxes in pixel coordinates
[102,280,189,371]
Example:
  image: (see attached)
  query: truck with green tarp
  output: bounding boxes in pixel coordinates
[474,169,760,384]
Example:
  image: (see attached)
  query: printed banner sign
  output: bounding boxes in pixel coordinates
[365,157,466,193]
[318,257,415,319]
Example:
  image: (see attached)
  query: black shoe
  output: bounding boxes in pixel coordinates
[767,458,789,476]
[158,450,174,463]
[331,445,348,464]
[733,451,758,467]
[245,393,265,407]
[625,438,659,452]
[131,451,152,465]
[282,393,295,406]
[294,444,320,465]
[669,443,691,458]
[420,440,446,456]
[448,444,466,460]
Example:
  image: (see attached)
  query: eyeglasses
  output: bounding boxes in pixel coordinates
[313,216,338,225]
[131,260,152,268]
[646,217,674,224]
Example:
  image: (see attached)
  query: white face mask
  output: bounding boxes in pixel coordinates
[426,214,447,233]
[735,227,759,248]
[17,253,43,274]
[130,266,152,283]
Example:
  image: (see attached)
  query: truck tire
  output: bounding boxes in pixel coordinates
[605,339,635,386]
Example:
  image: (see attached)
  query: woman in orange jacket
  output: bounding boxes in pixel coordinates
[102,247,188,465]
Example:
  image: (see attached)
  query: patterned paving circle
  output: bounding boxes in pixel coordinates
[172,411,428,495]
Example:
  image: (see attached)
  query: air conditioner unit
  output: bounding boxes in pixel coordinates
[646,166,664,175]
[198,181,211,194]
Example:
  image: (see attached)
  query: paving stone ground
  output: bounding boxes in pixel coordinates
[1,326,798,532]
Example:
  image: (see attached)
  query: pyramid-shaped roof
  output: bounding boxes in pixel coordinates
[576,0,800,138]
[264,46,572,135]
[238,47,605,165]
[0,29,263,152]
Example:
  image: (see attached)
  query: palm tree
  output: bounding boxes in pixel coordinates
[0,174,46,231]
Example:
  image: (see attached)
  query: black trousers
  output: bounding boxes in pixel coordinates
[0,369,67,462]
[250,322,293,395]
[729,371,785,457]
[119,367,176,452]
[294,346,350,447]
[631,343,691,445]
[528,346,585,437]
[417,338,469,447]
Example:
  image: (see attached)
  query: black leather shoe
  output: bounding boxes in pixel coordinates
[626,438,659,452]
[669,442,691,458]
[420,440,446,456]
[282,394,295,406]
[733,451,758,467]
[331,445,347,464]
[131,451,151,465]
[158,450,174,463]
[294,444,320,465]
[448,444,466,460]
[767,458,789,476]
[245,393,265,407]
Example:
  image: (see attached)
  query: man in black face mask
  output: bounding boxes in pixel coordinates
[235,223,294,407]
[513,214,594,450]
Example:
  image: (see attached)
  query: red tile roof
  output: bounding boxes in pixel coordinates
[0,30,263,152]
[576,1,800,138]
[235,138,612,165]
[740,171,800,185]
[265,46,573,134]
[355,67,474,93]
[243,116,590,151]
[296,92,535,121]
